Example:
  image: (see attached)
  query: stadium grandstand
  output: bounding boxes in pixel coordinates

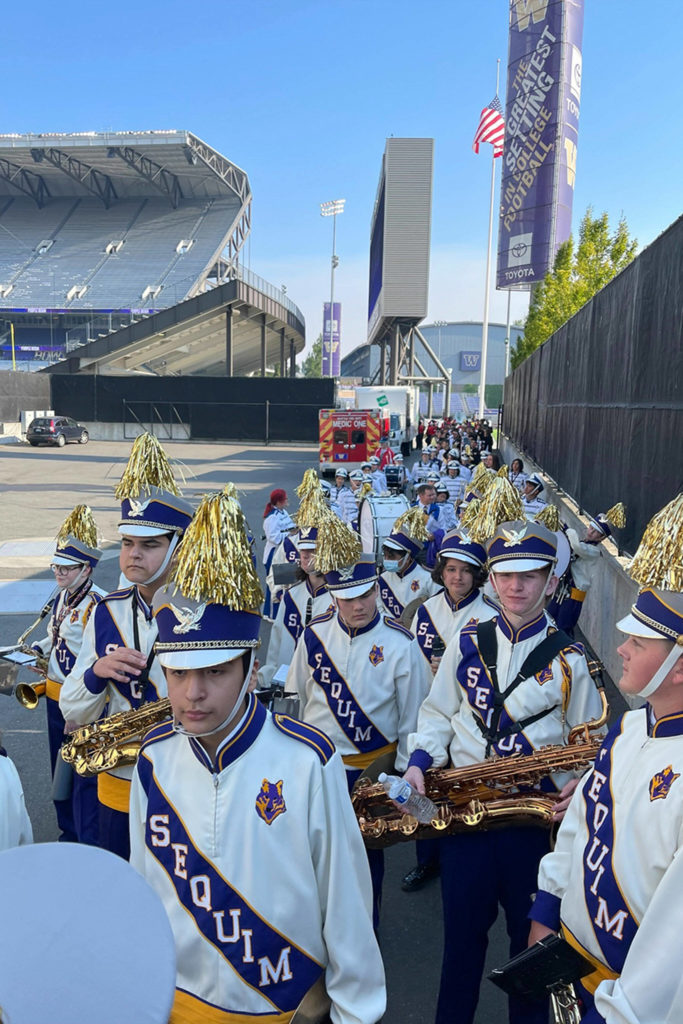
[0,131,305,375]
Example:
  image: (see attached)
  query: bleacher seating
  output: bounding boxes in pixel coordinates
[0,195,241,310]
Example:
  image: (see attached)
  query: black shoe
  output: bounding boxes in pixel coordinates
[401,861,440,892]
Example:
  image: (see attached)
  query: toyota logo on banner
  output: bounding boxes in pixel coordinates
[459,352,481,372]
[508,232,533,268]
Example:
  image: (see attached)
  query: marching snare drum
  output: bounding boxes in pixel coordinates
[359,493,409,557]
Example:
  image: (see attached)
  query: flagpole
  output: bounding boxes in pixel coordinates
[478,59,500,422]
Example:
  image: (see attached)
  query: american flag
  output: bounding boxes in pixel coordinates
[472,96,505,158]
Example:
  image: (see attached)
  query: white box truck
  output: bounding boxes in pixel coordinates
[354,385,418,456]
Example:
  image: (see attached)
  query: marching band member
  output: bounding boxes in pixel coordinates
[521,472,548,518]
[508,457,527,493]
[411,529,498,672]
[0,740,32,850]
[404,478,603,1024]
[547,503,626,637]
[433,482,458,533]
[402,529,499,895]
[378,507,440,621]
[32,505,105,843]
[410,449,438,489]
[442,461,467,506]
[130,492,386,1024]
[60,434,193,859]
[288,520,430,926]
[528,494,683,1024]
[332,468,361,525]
[262,488,296,620]
[369,455,388,495]
[258,503,333,689]
[258,529,331,689]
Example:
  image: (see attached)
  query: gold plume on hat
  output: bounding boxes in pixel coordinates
[114,433,181,500]
[171,492,263,609]
[604,502,627,530]
[56,505,99,548]
[296,468,321,500]
[295,470,328,528]
[534,504,561,532]
[628,494,683,591]
[222,482,238,500]
[466,463,495,499]
[358,480,373,501]
[459,497,482,533]
[313,510,362,575]
[468,473,524,545]
[392,505,429,543]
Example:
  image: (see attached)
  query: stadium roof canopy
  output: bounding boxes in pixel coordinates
[0,130,249,204]
[0,131,305,374]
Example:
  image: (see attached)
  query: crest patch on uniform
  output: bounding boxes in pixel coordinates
[70,609,80,624]
[255,779,286,825]
[534,665,553,686]
[649,765,680,802]
[368,644,384,667]
[410,579,420,592]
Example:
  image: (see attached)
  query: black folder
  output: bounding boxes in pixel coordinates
[488,935,594,1002]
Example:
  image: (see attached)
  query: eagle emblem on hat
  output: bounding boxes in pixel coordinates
[300,528,313,539]
[337,565,356,582]
[171,603,207,634]
[128,498,151,517]
[649,765,680,802]
[255,779,286,825]
[502,526,528,547]
[369,644,384,667]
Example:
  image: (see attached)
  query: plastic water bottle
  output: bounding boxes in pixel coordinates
[378,772,438,824]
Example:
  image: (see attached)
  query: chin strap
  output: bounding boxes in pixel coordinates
[66,565,90,592]
[172,650,256,740]
[134,533,181,587]
[637,643,683,700]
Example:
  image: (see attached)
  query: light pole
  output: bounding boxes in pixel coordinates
[433,321,447,414]
[320,199,345,377]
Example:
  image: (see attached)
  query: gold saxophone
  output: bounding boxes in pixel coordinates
[61,698,172,776]
[352,682,608,849]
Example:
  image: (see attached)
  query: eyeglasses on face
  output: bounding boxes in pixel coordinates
[50,564,82,575]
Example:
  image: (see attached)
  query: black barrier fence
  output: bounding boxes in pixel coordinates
[502,213,683,556]
[49,374,335,444]
[123,400,325,444]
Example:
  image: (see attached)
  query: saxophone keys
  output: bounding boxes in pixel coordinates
[461,799,486,827]
[398,814,420,837]
[432,807,452,831]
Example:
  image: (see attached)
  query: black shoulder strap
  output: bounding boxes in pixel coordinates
[475,620,574,755]
[131,591,157,701]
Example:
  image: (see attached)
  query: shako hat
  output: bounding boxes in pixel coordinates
[154,492,262,669]
[52,505,102,567]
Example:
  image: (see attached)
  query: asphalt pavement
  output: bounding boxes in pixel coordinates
[0,437,542,1023]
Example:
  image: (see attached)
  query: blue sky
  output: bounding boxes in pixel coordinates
[4,0,682,358]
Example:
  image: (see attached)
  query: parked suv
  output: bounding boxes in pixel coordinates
[26,416,89,447]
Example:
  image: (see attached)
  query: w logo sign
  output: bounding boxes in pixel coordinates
[512,0,549,31]
[459,352,481,372]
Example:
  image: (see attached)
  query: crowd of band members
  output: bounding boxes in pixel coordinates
[2,418,680,1024]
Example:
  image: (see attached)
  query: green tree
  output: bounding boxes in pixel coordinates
[301,334,323,377]
[511,209,638,368]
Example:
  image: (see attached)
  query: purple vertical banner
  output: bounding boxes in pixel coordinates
[322,301,341,377]
[496,0,584,290]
